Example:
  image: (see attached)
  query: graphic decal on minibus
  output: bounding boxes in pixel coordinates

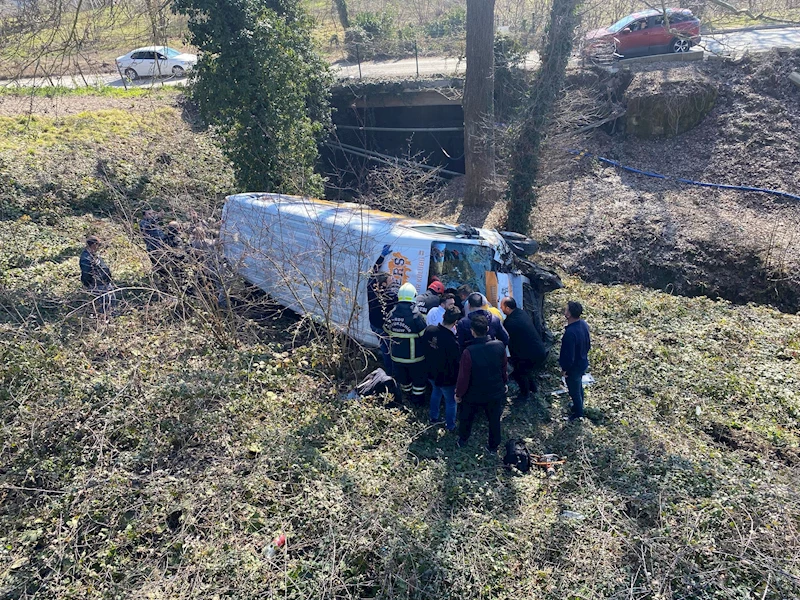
[389,251,411,287]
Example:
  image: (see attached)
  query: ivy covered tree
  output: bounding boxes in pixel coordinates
[173,0,331,196]
[505,0,581,233]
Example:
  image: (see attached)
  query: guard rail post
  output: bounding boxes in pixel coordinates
[116,61,128,91]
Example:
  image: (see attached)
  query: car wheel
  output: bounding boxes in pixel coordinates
[671,38,691,53]
[171,66,185,77]
[124,68,139,81]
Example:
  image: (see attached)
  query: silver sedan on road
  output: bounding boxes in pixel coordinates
[115,46,197,80]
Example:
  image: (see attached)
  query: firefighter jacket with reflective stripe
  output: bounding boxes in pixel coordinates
[385,301,427,364]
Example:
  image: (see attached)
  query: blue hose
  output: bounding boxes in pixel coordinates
[569,150,800,202]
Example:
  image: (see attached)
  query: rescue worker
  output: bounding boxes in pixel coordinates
[415,280,445,315]
[385,282,428,405]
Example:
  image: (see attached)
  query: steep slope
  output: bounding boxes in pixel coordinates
[530,50,800,313]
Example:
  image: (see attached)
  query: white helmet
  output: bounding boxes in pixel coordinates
[397,282,417,303]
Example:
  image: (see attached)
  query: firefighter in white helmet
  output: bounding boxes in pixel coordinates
[384,282,428,405]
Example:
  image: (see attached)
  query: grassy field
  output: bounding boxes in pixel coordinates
[1,93,799,598]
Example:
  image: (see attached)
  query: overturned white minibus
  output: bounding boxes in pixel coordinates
[220,193,562,347]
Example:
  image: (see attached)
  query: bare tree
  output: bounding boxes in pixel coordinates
[463,0,498,207]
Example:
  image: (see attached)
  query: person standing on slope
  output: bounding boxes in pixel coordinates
[559,301,591,422]
[455,314,508,452]
[426,292,456,327]
[456,293,509,350]
[385,282,428,405]
[367,245,397,374]
[501,296,548,402]
[422,306,462,430]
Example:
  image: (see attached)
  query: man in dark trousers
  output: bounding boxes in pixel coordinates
[367,245,397,374]
[415,280,444,316]
[455,314,508,451]
[139,210,166,264]
[559,301,591,421]
[456,292,509,350]
[422,306,462,430]
[385,282,428,405]
[501,296,548,402]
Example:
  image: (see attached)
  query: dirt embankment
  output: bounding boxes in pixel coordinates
[530,50,800,313]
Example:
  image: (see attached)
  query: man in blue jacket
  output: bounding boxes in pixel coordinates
[456,293,509,350]
[559,301,591,421]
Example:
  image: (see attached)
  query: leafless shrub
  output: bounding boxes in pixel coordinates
[361,163,446,218]
[220,198,381,379]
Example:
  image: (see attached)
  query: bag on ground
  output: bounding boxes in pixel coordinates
[503,438,531,473]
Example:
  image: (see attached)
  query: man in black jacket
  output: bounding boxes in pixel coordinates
[501,296,548,402]
[456,293,509,350]
[422,307,461,430]
[455,314,508,451]
[415,280,444,315]
[385,283,428,405]
[80,236,113,289]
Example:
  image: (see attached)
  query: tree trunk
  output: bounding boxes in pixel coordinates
[334,0,349,29]
[463,0,497,206]
[505,0,580,233]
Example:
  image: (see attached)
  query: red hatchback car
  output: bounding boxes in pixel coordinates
[584,8,701,60]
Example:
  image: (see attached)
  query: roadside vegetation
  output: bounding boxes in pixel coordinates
[2,0,799,80]
[1,91,800,599]
[0,85,178,99]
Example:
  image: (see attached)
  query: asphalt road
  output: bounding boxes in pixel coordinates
[1,26,799,88]
[703,25,800,55]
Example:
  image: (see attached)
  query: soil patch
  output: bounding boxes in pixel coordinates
[0,91,182,117]
[707,421,800,468]
[530,50,800,313]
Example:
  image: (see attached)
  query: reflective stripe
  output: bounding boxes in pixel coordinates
[387,331,423,339]
[392,356,425,364]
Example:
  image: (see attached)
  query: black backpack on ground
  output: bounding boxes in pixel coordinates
[503,439,531,474]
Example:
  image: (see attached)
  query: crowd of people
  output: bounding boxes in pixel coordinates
[79,220,590,452]
[368,249,592,452]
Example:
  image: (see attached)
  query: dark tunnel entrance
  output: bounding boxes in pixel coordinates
[321,81,465,198]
